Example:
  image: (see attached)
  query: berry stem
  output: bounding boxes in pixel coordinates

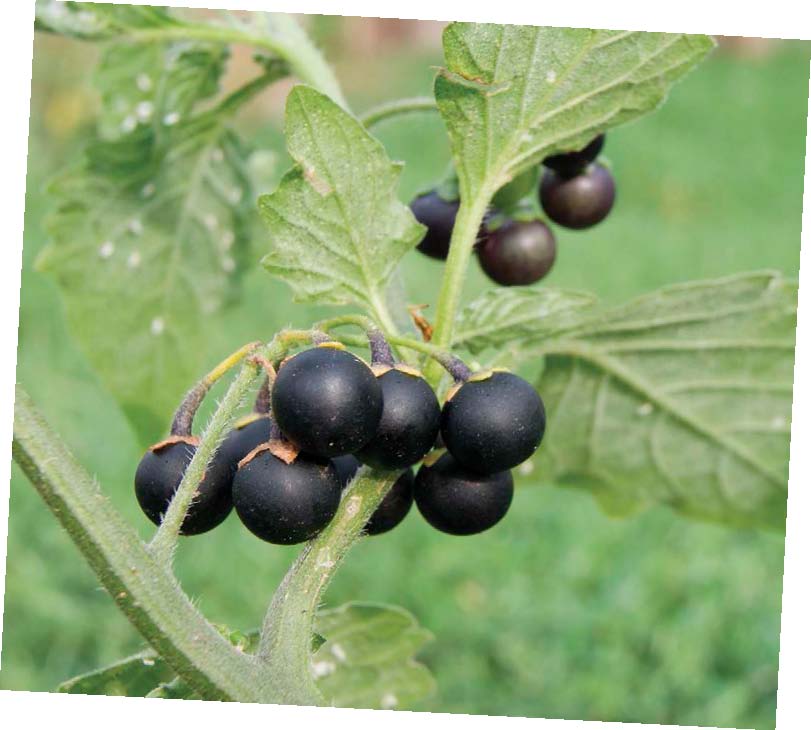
[170,341,262,437]
[424,188,494,385]
[253,376,271,415]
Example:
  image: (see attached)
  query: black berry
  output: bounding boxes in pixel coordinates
[414,453,513,535]
[441,371,545,474]
[543,134,605,178]
[410,190,459,260]
[233,451,341,545]
[217,415,272,475]
[134,441,233,535]
[477,219,556,286]
[357,368,440,469]
[331,454,415,536]
[272,346,383,458]
[540,163,616,230]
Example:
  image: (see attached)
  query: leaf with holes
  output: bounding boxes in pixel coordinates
[454,287,598,355]
[259,86,424,318]
[313,602,436,710]
[435,23,714,201]
[37,98,261,442]
[533,272,797,530]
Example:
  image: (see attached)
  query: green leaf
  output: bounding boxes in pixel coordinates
[58,650,173,696]
[435,23,714,201]
[35,1,177,39]
[259,86,424,313]
[313,602,436,710]
[37,84,264,441]
[533,272,796,530]
[454,287,598,354]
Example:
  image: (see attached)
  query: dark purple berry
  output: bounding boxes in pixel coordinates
[477,219,556,286]
[414,453,513,536]
[540,163,616,230]
[410,190,459,260]
[357,368,440,469]
[217,416,272,475]
[441,371,545,474]
[272,346,383,458]
[233,451,341,545]
[134,441,232,535]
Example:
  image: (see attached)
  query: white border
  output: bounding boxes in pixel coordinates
[1,2,809,730]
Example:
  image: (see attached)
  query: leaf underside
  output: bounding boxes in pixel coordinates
[530,272,797,530]
[259,86,424,310]
[435,23,715,200]
[37,34,268,440]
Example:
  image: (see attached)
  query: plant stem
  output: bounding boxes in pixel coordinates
[424,189,494,384]
[360,96,437,128]
[12,386,270,702]
[126,16,348,109]
[257,467,400,704]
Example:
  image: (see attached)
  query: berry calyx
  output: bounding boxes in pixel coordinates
[357,366,441,469]
[540,163,616,230]
[410,190,459,260]
[331,455,415,536]
[134,439,233,535]
[543,134,605,178]
[477,219,557,286]
[232,450,341,545]
[441,370,545,474]
[217,415,272,476]
[272,345,383,458]
[414,453,513,536]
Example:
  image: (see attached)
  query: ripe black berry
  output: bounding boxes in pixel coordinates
[441,371,545,474]
[477,219,556,286]
[540,163,616,230]
[414,453,513,535]
[272,346,383,458]
[331,454,415,536]
[233,450,341,545]
[217,415,272,475]
[357,368,440,469]
[543,134,605,178]
[410,190,459,260]
[134,440,233,535]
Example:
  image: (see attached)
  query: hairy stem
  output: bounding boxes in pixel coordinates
[12,386,271,702]
[150,332,314,567]
[360,96,437,128]
[257,467,400,703]
[424,189,493,385]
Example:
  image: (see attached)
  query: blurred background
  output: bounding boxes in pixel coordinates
[2,12,809,730]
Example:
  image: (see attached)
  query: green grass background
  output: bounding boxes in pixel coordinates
[2,22,809,730]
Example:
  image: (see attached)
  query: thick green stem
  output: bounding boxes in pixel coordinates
[425,188,494,384]
[360,96,437,128]
[257,468,400,704]
[11,386,271,702]
[127,15,348,109]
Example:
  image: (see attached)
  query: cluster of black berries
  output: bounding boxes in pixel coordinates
[410,134,615,285]
[134,341,546,544]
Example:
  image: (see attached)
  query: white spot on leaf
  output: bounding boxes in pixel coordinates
[127,250,141,269]
[150,317,165,336]
[221,256,236,273]
[637,402,654,416]
[546,70,557,83]
[141,182,156,198]
[311,660,335,678]
[98,241,115,259]
[380,693,397,709]
[136,73,153,92]
[163,111,181,126]
[128,218,143,236]
[330,643,347,662]
[120,116,137,133]
[221,230,235,249]
[135,101,153,121]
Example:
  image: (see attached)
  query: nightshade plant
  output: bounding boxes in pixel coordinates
[12,2,798,712]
